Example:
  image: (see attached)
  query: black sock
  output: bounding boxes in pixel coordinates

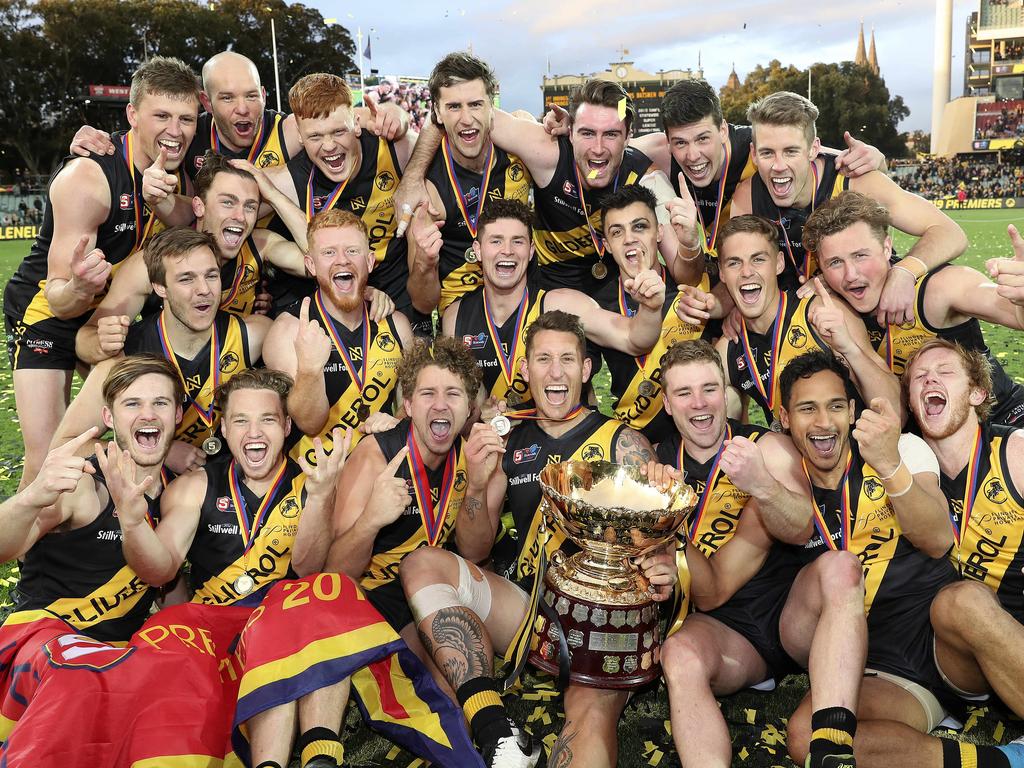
[941,738,1011,768]
[808,706,857,766]
[297,726,343,766]
[456,676,511,747]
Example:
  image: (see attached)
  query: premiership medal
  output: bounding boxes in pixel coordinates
[315,290,373,424]
[638,379,656,398]
[443,135,494,245]
[357,403,371,422]
[202,435,223,455]
[406,426,458,547]
[483,286,530,404]
[505,390,522,407]
[490,414,511,437]
[233,574,255,595]
[591,261,608,280]
[770,419,783,433]
[464,246,479,264]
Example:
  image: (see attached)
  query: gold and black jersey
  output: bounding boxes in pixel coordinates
[940,423,1024,621]
[804,440,957,683]
[498,412,626,585]
[360,420,468,592]
[670,123,756,260]
[749,155,848,291]
[862,265,1024,427]
[453,282,546,405]
[284,298,404,465]
[532,136,653,293]
[12,457,165,642]
[282,132,410,311]
[4,132,181,333]
[219,235,265,316]
[724,291,827,425]
[425,147,532,314]
[184,109,291,178]
[596,272,713,444]
[124,311,251,451]
[189,458,306,606]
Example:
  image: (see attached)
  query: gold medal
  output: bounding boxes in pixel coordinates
[637,379,656,398]
[233,574,255,595]
[202,436,223,455]
[770,418,783,433]
[464,246,479,264]
[490,414,511,437]
[357,404,371,422]
[505,390,521,407]
[591,260,608,280]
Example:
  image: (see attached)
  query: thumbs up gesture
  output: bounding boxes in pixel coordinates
[988,224,1024,308]
[142,147,178,208]
[69,236,111,298]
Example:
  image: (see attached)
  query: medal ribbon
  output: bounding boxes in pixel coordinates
[738,293,787,412]
[572,161,620,259]
[157,312,221,428]
[121,131,160,252]
[441,136,494,238]
[406,426,457,546]
[229,459,288,554]
[504,404,586,423]
[683,425,733,540]
[314,289,370,392]
[776,162,819,280]
[483,287,529,387]
[219,250,250,310]
[305,166,351,221]
[803,451,853,552]
[211,113,266,164]
[691,139,731,253]
[952,425,984,549]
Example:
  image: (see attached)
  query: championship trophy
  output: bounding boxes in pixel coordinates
[528,461,696,689]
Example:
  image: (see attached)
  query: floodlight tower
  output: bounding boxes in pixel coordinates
[931,0,954,146]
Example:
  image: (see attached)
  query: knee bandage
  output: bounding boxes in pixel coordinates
[408,556,493,624]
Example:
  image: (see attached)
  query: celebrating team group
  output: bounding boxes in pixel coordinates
[2,42,1024,768]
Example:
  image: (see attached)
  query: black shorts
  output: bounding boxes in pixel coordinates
[365,578,414,633]
[704,575,798,679]
[992,393,1024,428]
[4,312,78,371]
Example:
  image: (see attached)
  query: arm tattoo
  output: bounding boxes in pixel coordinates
[548,725,578,768]
[419,606,490,690]
[463,495,482,521]
[614,428,655,466]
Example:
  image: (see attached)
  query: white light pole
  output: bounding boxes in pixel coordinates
[932,0,954,150]
[270,16,282,112]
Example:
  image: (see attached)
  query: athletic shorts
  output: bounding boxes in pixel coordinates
[4,312,78,371]
[992,393,1024,428]
[364,579,414,633]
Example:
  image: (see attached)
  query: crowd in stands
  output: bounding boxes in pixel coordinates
[892,156,1024,199]
[995,40,1024,60]
[976,102,1024,139]
[363,78,433,131]
[0,195,44,228]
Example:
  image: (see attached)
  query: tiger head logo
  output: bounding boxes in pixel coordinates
[984,478,1007,504]
[375,171,396,192]
[863,477,885,501]
[258,151,281,168]
[581,444,605,462]
[787,326,808,349]
[219,351,240,374]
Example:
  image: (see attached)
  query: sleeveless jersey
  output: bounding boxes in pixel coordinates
[185,109,291,178]
[285,294,404,465]
[597,272,712,444]
[5,132,180,331]
[219,235,265,316]
[425,145,532,313]
[454,283,546,404]
[13,458,167,642]
[360,420,468,592]
[656,422,802,630]
[124,311,251,450]
[862,265,1024,423]
[283,132,409,307]
[802,441,956,677]
[499,412,625,584]
[750,155,848,290]
[189,458,306,605]
[532,136,653,292]
[725,291,827,424]
[670,123,757,259]
[940,423,1024,621]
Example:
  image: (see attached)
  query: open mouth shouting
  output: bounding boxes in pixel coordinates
[332,269,356,294]
[494,259,518,279]
[544,383,569,408]
[429,418,452,442]
[842,280,870,306]
[457,127,481,146]
[770,175,794,200]
[133,425,163,452]
[158,138,183,161]
[921,390,947,419]
[688,412,716,434]
[222,224,246,250]
[234,120,255,140]
[686,160,712,183]
[806,431,839,461]
[243,440,269,468]
[322,151,347,175]
[738,282,763,306]
[587,157,610,178]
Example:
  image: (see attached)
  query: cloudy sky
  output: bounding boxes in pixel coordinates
[316,0,980,132]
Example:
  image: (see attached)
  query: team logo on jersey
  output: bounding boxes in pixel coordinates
[509,162,525,182]
[216,496,233,511]
[349,196,367,211]
[462,333,488,350]
[581,443,605,462]
[313,195,329,211]
[454,469,468,492]
[546,454,562,465]
[377,332,396,351]
[257,151,281,168]
[279,496,300,518]
[347,345,364,362]
[219,351,240,373]
[562,181,576,197]
[863,476,885,501]
[735,355,746,371]
[984,478,1008,504]
[787,326,808,349]
[464,186,480,206]
[513,444,541,464]
[43,634,135,671]
[375,171,396,192]
[119,193,133,210]
[194,155,206,171]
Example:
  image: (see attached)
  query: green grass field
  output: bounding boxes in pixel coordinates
[0,210,1021,766]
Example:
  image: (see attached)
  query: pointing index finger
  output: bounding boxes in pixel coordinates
[383,445,410,477]
[812,277,834,307]
[61,426,100,455]
[676,172,693,203]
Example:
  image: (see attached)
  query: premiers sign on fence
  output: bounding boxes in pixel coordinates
[931,197,1024,210]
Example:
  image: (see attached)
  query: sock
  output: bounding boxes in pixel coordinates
[808,706,857,766]
[941,738,1013,768]
[456,676,511,747]
[297,726,344,767]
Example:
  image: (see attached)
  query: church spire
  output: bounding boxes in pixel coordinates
[855,21,868,67]
[868,25,879,74]
[726,62,740,90]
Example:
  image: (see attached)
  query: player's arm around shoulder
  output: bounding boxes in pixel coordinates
[490,108,561,187]
[143,468,208,584]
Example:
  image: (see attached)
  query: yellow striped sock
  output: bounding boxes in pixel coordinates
[958,742,979,768]
[463,690,503,722]
[811,727,854,747]
[300,739,343,766]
